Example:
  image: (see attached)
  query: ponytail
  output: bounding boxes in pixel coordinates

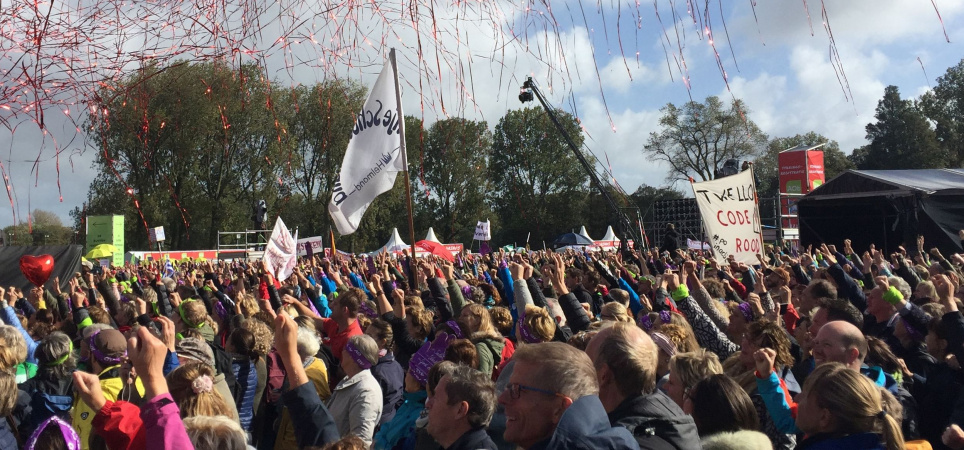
[879,411,903,450]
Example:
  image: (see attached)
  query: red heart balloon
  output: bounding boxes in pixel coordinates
[20,254,54,287]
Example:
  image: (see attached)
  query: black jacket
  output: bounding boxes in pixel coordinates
[446,427,498,450]
[607,391,701,450]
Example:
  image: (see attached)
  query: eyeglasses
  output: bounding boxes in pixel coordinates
[506,382,565,400]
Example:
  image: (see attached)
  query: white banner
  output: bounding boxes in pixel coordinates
[473,220,491,241]
[328,52,405,235]
[263,217,298,281]
[297,236,324,257]
[691,170,762,264]
[687,239,711,250]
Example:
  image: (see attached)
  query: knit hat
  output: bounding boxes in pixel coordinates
[176,337,215,367]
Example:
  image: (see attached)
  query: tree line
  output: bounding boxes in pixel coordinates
[72,58,964,252]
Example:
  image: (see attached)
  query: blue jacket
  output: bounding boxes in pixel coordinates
[530,395,639,450]
[232,357,259,431]
[371,352,405,425]
[796,432,886,450]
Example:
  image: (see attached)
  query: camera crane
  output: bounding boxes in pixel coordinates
[518,77,646,252]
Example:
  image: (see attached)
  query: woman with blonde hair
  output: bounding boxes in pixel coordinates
[795,363,903,450]
[167,362,236,420]
[457,303,504,377]
[599,302,632,323]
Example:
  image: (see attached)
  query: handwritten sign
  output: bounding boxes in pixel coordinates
[473,220,491,241]
[691,170,762,264]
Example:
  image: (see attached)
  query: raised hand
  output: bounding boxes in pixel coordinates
[127,326,169,400]
[73,371,108,411]
[753,348,777,376]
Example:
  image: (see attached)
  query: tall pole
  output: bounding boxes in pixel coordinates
[391,49,417,286]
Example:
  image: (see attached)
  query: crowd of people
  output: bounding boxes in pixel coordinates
[3,232,964,450]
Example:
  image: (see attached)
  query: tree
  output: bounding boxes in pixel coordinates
[629,185,685,222]
[418,118,492,243]
[755,133,854,198]
[854,85,946,170]
[644,96,768,183]
[281,80,367,237]
[489,107,589,245]
[86,61,288,249]
[920,58,964,166]
[3,209,74,245]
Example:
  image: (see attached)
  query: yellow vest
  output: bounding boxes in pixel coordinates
[72,366,144,450]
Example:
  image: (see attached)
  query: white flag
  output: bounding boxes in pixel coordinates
[329,52,406,235]
[263,217,298,281]
[691,170,762,264]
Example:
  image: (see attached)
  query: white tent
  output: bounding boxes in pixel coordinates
[424,227,442,243]
[376,228,409,253]
[600,226,620,243]
[578,225,594,241]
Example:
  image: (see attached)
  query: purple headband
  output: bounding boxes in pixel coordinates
[345,340,373,370]
[517,308,543,344]
[358,301,378,319]
[88,330,125,366]
[25,416,80,450]
[444,320,464,339]
[659,310,672,324]
[902,318,924,342]
[213,301,229,321]
[639,311,672,331]
[737,302,754,323]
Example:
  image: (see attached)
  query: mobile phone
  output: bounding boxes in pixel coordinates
[779,303,788,315]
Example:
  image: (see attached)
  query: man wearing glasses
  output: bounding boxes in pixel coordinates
[497,342,638,449]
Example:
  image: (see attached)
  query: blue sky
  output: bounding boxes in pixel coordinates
[0,0,961,230]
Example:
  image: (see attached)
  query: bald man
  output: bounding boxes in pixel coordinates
[762,318,919,439]
[810,321,868,370]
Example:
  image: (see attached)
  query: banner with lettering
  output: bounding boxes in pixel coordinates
[297,236,324,257]
[263,217,298,281]
[691,170,762,264]
[473,220,491,241]
[329,51,405,235]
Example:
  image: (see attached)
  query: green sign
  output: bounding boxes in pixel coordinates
[87,215,125,266]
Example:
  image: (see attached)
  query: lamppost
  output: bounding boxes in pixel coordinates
[7,232,14,246]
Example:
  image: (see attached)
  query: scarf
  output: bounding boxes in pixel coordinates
[373,389,428,450]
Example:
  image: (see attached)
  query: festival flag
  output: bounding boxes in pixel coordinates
[263,217,298,281]
[328,51,406,235]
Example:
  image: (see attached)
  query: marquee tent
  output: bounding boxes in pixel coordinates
[797,169,964,254]
[376,228,409,254]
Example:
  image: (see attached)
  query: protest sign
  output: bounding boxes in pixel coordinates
[691,170,762,264]
[473,220,491,241]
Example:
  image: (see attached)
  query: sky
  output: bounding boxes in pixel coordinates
[0,0,961,229]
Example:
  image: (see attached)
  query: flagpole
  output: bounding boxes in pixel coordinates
[390,49,417,281]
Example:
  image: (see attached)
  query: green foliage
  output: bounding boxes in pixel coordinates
[3,209,76,246]
[644,96,768,183]
[629,185,685,222]
[417,118,493,244]
[852,85,946,170]
[87,61,287,249]
[489,107,590,245]
[920,59,964,166]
